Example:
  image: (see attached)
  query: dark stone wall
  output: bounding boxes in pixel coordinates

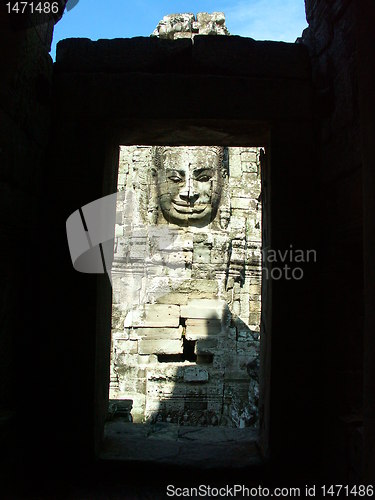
[354,0,375,483]
[0,0,67,467]
[302,0,375,481]
[49,34,319,480]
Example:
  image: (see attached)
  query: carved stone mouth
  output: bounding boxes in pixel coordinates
[172,202,206,214]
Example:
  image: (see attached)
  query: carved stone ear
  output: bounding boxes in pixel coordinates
[220,207,231,229]
[151,145,163,171]
[222,146,229,178]
[148,205,158,225]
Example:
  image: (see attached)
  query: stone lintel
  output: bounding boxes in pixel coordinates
[56,35,310,81]
[181,299,227,320]
[138,339,183,355]
[125,304,180,328]
[129,326,183,340]
[185,318,222,339]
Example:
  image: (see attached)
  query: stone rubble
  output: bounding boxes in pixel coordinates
[151,12,230,40]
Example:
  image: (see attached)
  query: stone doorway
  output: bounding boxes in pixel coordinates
[105,145,264,463]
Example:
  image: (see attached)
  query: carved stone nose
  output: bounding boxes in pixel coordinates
[179,189,199,204]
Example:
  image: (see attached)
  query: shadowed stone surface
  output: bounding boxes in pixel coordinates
[101,421,260,468]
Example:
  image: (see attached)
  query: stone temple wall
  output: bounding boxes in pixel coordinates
[110,146,262,428]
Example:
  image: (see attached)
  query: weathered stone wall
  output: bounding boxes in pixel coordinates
[110,146,262,427]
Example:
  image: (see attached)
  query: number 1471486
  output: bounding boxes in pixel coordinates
[6,2,60,14]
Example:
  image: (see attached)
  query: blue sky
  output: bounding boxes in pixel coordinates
[51,0,308,61]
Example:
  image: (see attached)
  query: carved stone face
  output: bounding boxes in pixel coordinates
[153,146,224,227]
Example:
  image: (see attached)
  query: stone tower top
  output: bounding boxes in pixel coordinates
[151,12,230,40]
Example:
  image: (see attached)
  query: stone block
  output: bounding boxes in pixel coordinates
[178,279,218,297]
[115,224,124,237]
[143,276,172,298]
[115,339,138,354]
[244,294,262,306]
[174,32,193,40]
[181,299,227,320]
[193,245,211,263]
[230,186,253,199]
[136,379,147,394]
[241,150,258,162]
[210,249,225,264]
[224,369,250,381]
[137,354,158,365]
[116,371,139,393]
[196,12,224,25]
[112,331,129,340]
[249,284,262,295]
[240,300,250,317]
[184,366,209,383]
[125,304,180,327]
[129,242,147,260]
[138,339,183,355]
[241,162,258,174]
[56,37,192,74]
[164,250,192,265]
[248,312,261,325]
[237,330,250,341]
[185,318,223,339]
[231,197,250,210]
[117,173,127,185]
[124,309,142,328]
[195,338,218,354]
[114,353,138,370]
[130,326,183,340]
[236,339,259,358]
[228,327,237,340]
[112,306,127,330]
[229,214,247,230]
[248,300,261,313]
[156,292,189,305]
[229,155,242,177]
[147,366,184,381]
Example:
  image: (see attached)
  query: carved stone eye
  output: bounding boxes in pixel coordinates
[168,176,182,183]
[197,175,211,182]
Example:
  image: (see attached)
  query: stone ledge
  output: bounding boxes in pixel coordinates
[55,37,192,73]
[181,299,227,320]
[55,35,311,81]
[192,35,311,80]
[129,326,183,340]
[138,339,183,355]
[185,318,223,338]
[124,304,180,328]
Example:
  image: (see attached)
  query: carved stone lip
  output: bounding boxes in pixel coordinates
[172,201,206,214]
